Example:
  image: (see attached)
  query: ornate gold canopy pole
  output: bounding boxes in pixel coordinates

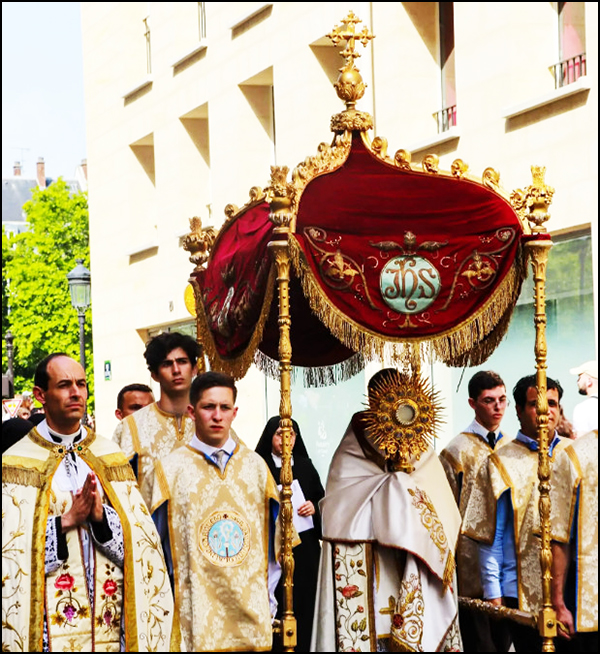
[266,166,297,651]
[512,167,557,652]
[183,216,217,372]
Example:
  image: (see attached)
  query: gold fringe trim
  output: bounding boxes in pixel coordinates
[103,463,137,483]
[303,352,365,387]
[100,452,132,467]
[253,350,365,387]
[289,236,526,366]
[150,460,171,514]
[2,464,45,488]
[443,550,456,593]
[254,350,298,383]
[193,264,277,379]
[30,458,60,652]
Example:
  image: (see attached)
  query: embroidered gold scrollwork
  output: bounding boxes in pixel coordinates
[460,252,496,284]
[391,573,425,651]
[2,485,28,652]
[439,227,517,311]
[370,232,447,257]
[408,487,449,562]
[122,482,171,651]
[303,227,378,309]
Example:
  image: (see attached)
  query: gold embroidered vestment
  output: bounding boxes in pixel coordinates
[312,420,462,652]
[2,428,182,653]
[463,437,568,614]
[152,441,280,652]
[550,430,598,632]
[113,402,195,509]
[440,431,509,598]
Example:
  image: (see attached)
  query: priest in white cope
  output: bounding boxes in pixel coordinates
[311,368,462,652]
[2,353,182,652]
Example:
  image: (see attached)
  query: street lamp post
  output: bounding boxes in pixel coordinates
[6,331,14,389]
[66,259,92,372]
[3,331,15,398]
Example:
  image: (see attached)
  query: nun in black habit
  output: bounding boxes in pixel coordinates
[255,416,325,652]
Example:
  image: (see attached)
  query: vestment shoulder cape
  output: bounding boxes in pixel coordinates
[463,436,568,614]
[113,402,195,508]
[440,430,509,598]
[2,428,182,652]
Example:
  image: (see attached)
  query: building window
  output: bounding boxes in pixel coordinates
[447,228,595,440]
[147,320,196,340]
[144,16,152,74]
[552,2,586,88]
[198,2,207,40]
[434,2,456,133]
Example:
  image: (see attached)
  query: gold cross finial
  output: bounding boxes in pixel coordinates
[326,13,375,115]
[327,11,374,71]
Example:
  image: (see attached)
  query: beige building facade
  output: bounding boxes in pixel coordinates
[81,2,597,475]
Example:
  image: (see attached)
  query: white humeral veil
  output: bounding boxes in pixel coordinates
[311,419,463,652]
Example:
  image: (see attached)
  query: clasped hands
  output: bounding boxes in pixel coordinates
[61,472,104,532]
[296,500,315,518]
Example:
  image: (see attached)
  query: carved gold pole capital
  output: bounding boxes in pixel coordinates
[267,166,294,232]
[182,216,217,272]
[183,217,212,374]
[511,166,555,233]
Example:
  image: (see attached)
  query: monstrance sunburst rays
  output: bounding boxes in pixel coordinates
[362,370,444,471]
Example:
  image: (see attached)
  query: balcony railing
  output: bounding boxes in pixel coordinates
[433,105,457,134]
[550,53,586,89]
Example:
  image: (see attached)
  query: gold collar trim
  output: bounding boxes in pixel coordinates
[29,426,96,459]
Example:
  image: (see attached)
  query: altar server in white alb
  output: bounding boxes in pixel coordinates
[2,353,182,652]
[152,371,281,652]
[113,331,200,508]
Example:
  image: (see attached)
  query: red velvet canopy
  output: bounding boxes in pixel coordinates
[192,132,527,382]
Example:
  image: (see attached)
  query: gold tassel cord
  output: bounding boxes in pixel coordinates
[289,236,526,366]
[443,551,456,594]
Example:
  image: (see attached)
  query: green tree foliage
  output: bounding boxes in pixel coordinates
[3,179,94,410]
